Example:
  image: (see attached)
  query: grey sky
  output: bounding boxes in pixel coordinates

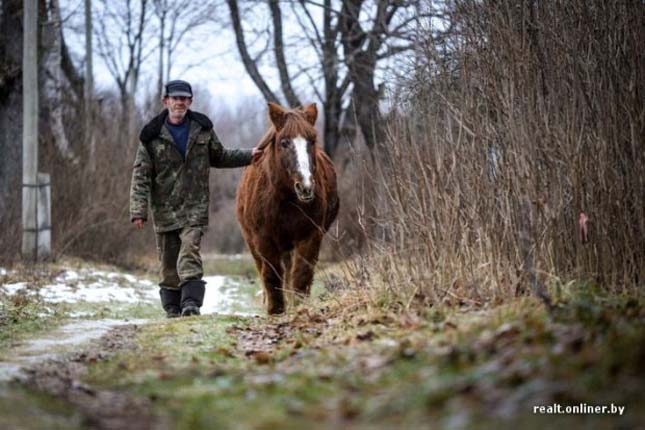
[60,0,285,111]
[59,0,423,117]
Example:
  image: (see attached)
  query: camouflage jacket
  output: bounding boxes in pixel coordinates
[130,109,253,233]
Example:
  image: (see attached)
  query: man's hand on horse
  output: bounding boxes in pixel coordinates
[133,218,145,229]
[252,146,263,160]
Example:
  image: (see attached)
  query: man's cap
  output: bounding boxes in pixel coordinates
[164,80,193,98]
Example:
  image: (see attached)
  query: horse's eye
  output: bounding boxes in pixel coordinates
[281,139,290,148]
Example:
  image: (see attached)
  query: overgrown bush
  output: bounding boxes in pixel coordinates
[347,0,644,309]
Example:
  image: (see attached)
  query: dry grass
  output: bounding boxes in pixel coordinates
[340,0,644,311]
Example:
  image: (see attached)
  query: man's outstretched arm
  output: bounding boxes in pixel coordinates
[208,130,262,168]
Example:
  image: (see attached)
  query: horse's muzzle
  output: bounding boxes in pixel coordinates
[295,182,315,202]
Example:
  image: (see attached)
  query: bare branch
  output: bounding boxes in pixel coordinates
[295,0,324,49]
[269,0,301,107]
[377,43,414,60]
[226,0,280,104]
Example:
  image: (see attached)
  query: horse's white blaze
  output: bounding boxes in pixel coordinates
[293,136,312,188]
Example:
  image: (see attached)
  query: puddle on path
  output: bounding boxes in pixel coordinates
[0,319,148,382]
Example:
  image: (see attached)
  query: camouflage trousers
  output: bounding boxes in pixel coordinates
[155,226,204,290]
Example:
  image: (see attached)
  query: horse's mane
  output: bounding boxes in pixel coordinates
[256,127,276,152]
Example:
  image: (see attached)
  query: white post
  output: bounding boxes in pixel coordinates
[37,173,51,259]
[22,0,39,261]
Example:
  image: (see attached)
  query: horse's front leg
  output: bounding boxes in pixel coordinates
[257,243,285,315]
[291,234,323,302]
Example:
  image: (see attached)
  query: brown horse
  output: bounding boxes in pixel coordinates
[236,102,339,314]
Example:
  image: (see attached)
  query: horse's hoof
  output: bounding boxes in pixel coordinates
[267,306,285,315]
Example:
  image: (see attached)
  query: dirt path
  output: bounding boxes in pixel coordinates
[0,261,262,429]
[16,322,172,430]
[0,319,147,382]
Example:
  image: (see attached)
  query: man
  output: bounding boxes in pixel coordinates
[130,80,261,317]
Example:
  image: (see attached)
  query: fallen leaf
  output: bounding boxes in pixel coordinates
[338,397,360,419]
[245,350,272,364]
[356,330,375,341]
[215,347,234,358]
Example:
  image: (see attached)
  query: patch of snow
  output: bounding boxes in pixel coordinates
[36,306,55,317]
[59,270,79,281]
[0,268,6,275]
[376,338,400,348]
[201,275,258,316]
[0,363,22,382]
[203,253,248,261]
[2,282,28,295]
[2,268,159,305]
[1,266,257,317]
[68,311,93,318]
[39,280,157,304]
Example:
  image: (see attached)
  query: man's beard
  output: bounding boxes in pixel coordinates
[168,108,187,121]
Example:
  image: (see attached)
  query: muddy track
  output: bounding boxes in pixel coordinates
[18,323,171,430]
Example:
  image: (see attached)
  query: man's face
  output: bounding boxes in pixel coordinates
[163,96,192,121]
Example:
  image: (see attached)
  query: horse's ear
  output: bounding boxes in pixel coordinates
[268,102,287,131]
[303,103,317,125]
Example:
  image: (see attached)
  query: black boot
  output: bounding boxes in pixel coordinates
[159,288,181,318]
[180,280,205,317]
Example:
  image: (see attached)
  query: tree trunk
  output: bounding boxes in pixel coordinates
[338,0,392,152]
[127,72,137,145]
[226,0,280,104]
[157,8,166,100]
[323,98,341,156]
[268,0,300,107]
[85,0,95,170]
[0,0,24,261]
[41,0,77,163]
[320,0,343,157]
[351,76,383,152]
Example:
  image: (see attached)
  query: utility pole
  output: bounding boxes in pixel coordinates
[22,0,39,261]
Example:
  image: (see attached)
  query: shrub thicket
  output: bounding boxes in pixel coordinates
[347,0,644,308]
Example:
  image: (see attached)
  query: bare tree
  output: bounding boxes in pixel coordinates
[84,0,95,169]
[225,0,423,156]
[269,0,301,107]
[152,0,214,100]
[41,0,78,163]
[226,0,281,104]
[337,0,421,152]
[292,0,350,156]
[0,0,27,254]
[94,0,153,143]
[153,0,168,100]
